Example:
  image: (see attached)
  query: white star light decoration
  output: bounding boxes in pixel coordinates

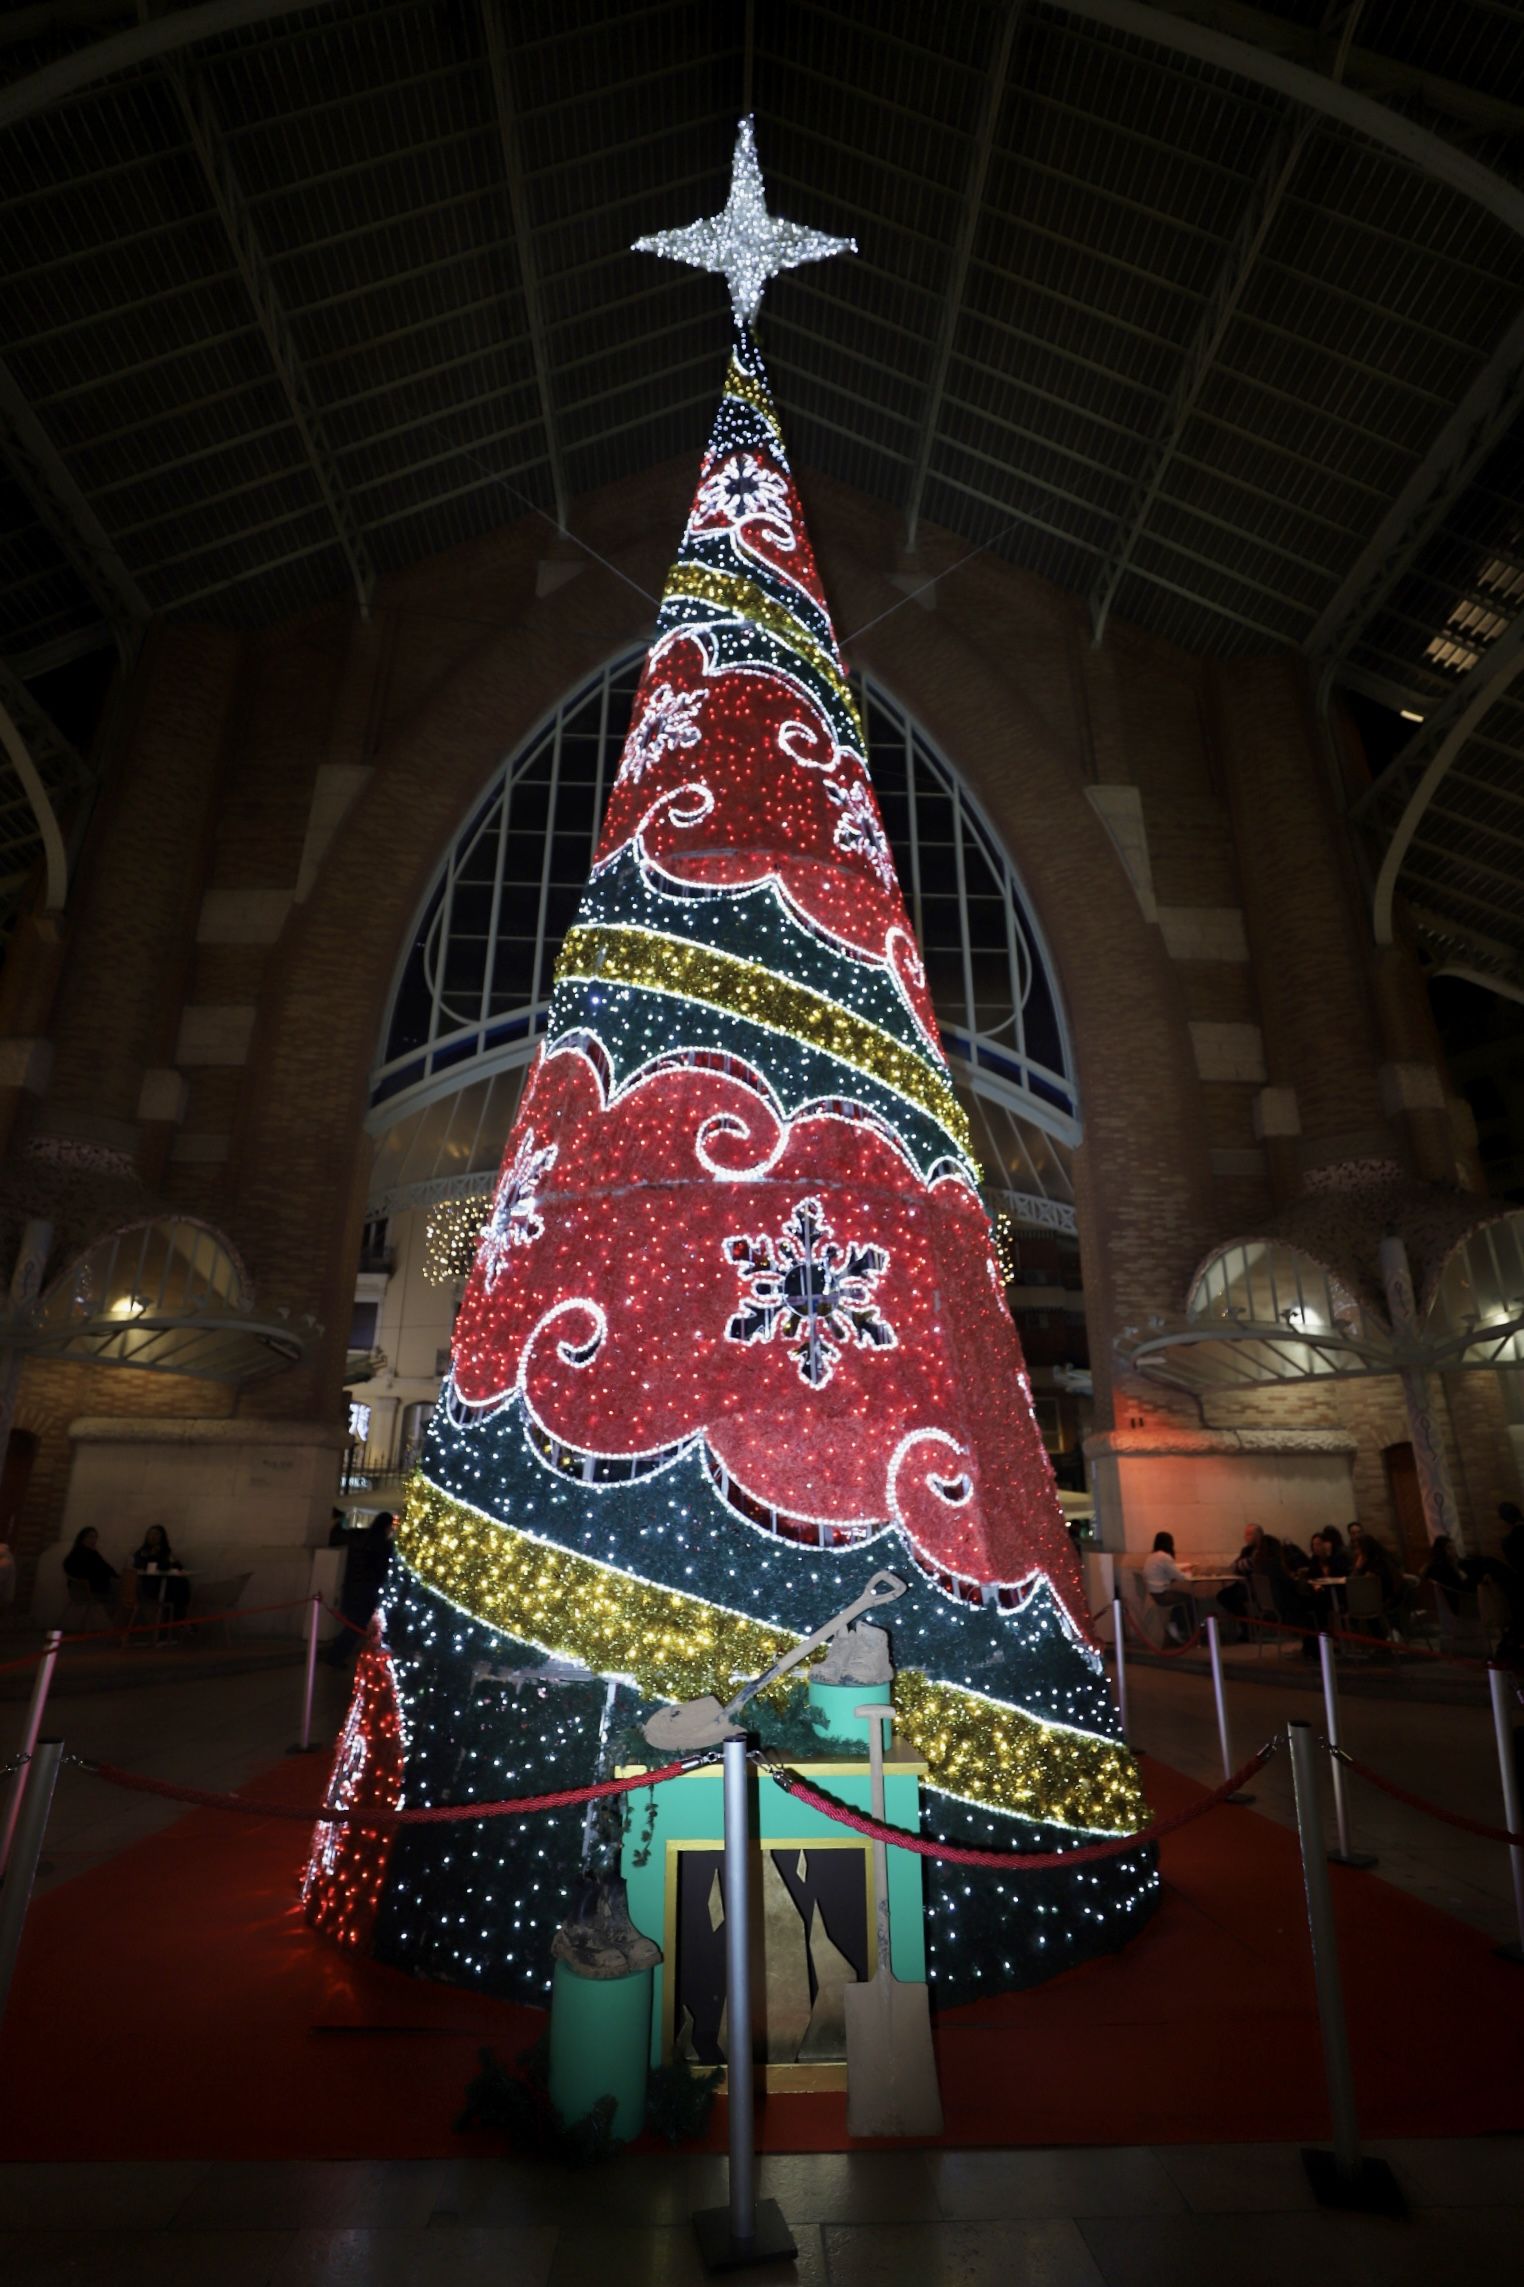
[633,116,855,327]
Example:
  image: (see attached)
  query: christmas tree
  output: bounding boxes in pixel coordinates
[305,123,1155,2003]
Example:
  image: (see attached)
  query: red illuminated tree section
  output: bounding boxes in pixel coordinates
[302,1634,405,1952]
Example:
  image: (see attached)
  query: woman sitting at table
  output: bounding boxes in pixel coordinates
[132,1524,190,1626]
[1347,1526,1403,1635]
[63,1526,119,1621]
[1141,1531,1197,1644]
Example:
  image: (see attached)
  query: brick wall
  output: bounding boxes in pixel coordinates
[8,1357,232,1606]
[2,454,1517,1584]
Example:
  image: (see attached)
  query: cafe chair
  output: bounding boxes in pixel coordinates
[1343,1573,1391,1648]
[59,1575,114,1634]
[129,1571,180,1648]
[1247,1573,1282,1659]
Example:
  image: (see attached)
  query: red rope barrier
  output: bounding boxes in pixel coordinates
[1230,1608,1494,1670]
[80,1754,700,1826]
[0,1596,314,1668]
[69,1594,313,1647]
[1120,1608,1204,1659]
[1334,1745,1524,1848]
[322,1602,371,1635]
[763,1742,1277,1868]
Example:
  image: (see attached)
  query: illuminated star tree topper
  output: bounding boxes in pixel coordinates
[632,115,856,327]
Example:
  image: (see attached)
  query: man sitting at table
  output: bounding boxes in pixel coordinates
[1142,1531,1197,1644]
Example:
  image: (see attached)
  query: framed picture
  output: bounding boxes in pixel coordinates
[663,1837,876,2090]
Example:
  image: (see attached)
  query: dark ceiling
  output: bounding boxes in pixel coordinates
[2,0,1524,998]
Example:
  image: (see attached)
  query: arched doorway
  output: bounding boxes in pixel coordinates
[347,653,1090,1490]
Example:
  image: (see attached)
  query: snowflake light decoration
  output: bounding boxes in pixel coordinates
[694,451,793,536]
[633,116,855,327]
[623,682,707,783]
[724,1196,895,1387]
[826,775,896,888]
[479,1129,557,1293]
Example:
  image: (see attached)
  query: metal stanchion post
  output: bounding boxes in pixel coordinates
[1487,1665,1524,1965]
[290,1595,322,1755]
[0,1631,61,1879]
[1112,1597,1129,1744]
[1287,1722,1404,2214]
[0,1735,62,2026]
[692,1734,795,2272]
[1319,1634,1375,1870]
[1206,1615,1254,1803]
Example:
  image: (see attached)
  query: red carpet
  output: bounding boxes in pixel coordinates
[2,1750,1520,2158]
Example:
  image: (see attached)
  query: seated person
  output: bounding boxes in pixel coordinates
[1141,1530,1196,1643]
[63,1526,119,1621]
[1420,1533,1469,1611]
[132,1524,191,1626]
[1348,1527,1402,1634]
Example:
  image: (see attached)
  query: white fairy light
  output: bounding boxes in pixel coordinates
[633,115,855,327]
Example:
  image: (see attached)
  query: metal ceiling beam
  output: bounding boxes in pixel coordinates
[10,622,114,677]
[1365,612,1524,946]
[0,660,86,913]
[1409,832,1524,900]
[0,359,148,654]
[479,0,568,532]
[0,0,349,132]
[1429,803,1524,861]
[904,1,1022,551]
[161,47,375,617]
[1046,2,1524,241]
[1305,303,1524,697]
[1088,105,1312,644]
[1119,0,1524,146]
[1337,660,1434,715]
[1403,876,1524,939]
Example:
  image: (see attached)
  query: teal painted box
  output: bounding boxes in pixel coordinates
[618,1740,926,2084]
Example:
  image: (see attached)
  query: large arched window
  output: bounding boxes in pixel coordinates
[370,652,1078,1234]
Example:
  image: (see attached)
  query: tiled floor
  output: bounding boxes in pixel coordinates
[2,1648,1521,2279]
[1122,1657,1519,1946]
[0,2145,1520,2285]
[0,1656,353,1894]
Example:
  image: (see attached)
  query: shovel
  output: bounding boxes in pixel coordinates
[844,1701,943,2138]
[641,1571,905,1754]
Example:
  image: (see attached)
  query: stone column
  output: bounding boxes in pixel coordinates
[0,1217,53,1487]
[1378,1231,1463,1551]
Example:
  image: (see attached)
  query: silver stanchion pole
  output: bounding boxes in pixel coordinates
[0,1735,63,2026]
[0,1631,61,1879]
[1206,1615,1253,1803]
[1319,1634,1375,1870]
[1112,1597,1130,1744]
[692,1734,795,2271]
[290,1595,322,1755]
[1487,1665,1524,1965]
[1287,1722,1403,2214]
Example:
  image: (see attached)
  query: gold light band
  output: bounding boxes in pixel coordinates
[724,357,783,442]
[555,921,974,1165]
[661,563,860,732]
[397,1478,1146,1837]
